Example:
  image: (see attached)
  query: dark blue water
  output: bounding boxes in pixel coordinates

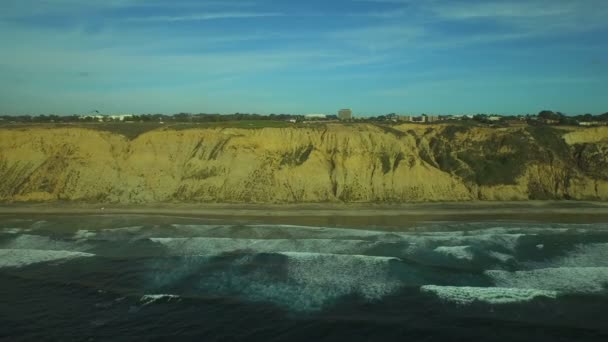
[1,216,608,341]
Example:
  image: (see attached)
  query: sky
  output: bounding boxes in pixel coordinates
[0,0,607,116]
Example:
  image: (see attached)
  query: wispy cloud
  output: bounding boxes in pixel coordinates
[126,12,283,22]
[376,74,607,96]
[432,1,575,19]
[0,0,258,19]
[330,25,425,51]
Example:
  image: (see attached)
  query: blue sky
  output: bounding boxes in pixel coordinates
[0,0,607,116]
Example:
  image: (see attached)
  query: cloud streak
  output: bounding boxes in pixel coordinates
[125,12,283,22]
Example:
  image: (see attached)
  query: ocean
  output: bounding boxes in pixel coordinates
[1,214,608,341]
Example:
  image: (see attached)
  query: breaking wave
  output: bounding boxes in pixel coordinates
[486,267,608,294]
[421,285,558,305]
[149,251,403,312]
[171,224,386,241]
[548,243,608,268]
[1,228,31,235]
[150,237,382,256]
[433,246,474,261]
[2,234,92,253]
[0,249,94,268]
[140,294,180,305]
[74,230,97,240]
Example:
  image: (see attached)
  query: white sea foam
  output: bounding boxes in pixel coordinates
[74,230,97,240]
[165,224,530,253]
[247,225,382,237]
[174,224,390,241]
[198,252,401,312]
[459,233,526,251]
[421,285,558,305]
[397,232,526,253]
[488,251,514,263]
[140,294,180,305]
[6,234,90,252]
[486,267,608,294]
[102,226,144,233]
[0,249,94,268]
[2,228,31,235]
[2,234,93,252]
[433,246,474,261]
[280,252,400,300]
[150,237,381,256]
[550,243,608,267]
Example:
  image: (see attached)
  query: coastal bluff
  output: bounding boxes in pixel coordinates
[1,123,608,204]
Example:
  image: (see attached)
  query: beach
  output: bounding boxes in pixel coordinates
[1,201,608,229]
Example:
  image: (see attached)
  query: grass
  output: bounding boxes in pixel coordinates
[431,128,535,186]
[0,120,295,140]
[165,120,294,130]
[526,126,572,161]
[281,144,315,167]
[0,122,164,140]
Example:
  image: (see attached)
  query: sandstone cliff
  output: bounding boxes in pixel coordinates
[1,124,607,203]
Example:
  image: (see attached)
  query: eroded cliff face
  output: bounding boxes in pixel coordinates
[1,124,607,203]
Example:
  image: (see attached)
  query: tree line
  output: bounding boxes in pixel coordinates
[471,111,608,125]
[0,113,303,123]
[1,111,607,124]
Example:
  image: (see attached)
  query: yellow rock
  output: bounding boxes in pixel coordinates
[1,123,607,203]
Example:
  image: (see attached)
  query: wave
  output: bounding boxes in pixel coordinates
[74,230,97,240]
[433,246,474,261]
[140,294,180,305]
[278,252,400,297]
[181,251,404,312]
[486,267,608,294]
[73,226,144,241]
[548,243,608,268]
[0,249,94,268]
[150,237,383,256]
[102,226,144,233]
[393,232,526,254]
[488,251,514,263]
[172,224,387,241]
[420,285,558,305]
[3,234,92,252]
[1,228,31,235]
[421,222,604,235]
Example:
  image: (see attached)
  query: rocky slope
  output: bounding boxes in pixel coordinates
[1,123,607,203]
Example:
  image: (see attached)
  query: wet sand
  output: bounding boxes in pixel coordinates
[1,201,607,228]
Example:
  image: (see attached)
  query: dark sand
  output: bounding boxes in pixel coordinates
[1,201,607,228]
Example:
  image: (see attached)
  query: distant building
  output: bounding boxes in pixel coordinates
[109,114,133,121]
[386,113,399,122]
[579,121,606,127]
[488,116,502,122]
[79,114,133,122]
[338,109,353,120]
[412,115,427,123]
[427,115,439,123]
[398,115,427,123]
[304,114,327,119]
[541,118,559,125]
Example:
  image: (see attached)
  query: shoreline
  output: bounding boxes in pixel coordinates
[1,202,608,226]
[2,201,608,216]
